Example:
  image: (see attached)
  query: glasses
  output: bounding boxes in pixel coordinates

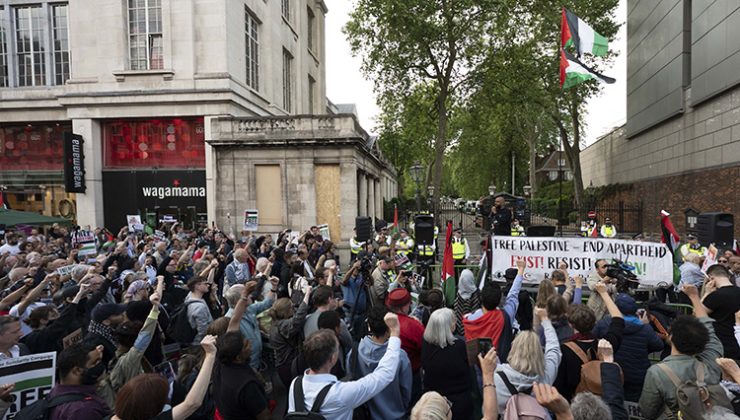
[719,259,728,263]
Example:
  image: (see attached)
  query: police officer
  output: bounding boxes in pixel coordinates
[452,228,469,280]
[395,228,415,259]
[511,219,525,236]
[488,195,512,236]
[680,233,707,261]
[600,217,618,238]
[349,227,365,263]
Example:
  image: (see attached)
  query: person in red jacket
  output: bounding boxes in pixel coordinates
[386,288,425,405]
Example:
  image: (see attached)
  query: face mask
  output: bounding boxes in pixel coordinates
[81,361,106,385]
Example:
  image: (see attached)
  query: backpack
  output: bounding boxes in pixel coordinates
[657,361,733,420]
[497,372,547,420]
[14,392,89,420]
[565,341,623,396]
[285,376,333,420]
[346,342,372,420]
[166,300,199,344]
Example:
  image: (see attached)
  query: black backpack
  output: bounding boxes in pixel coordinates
[285,376,333,420]
[14,392,89,420]
[346,342,372,420]
[166,301,199,344]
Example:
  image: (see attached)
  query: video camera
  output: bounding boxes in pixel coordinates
[605,259,639,292]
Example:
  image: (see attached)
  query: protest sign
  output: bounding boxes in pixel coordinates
[624,401,646,420]
[126,215,143,232]
[243,209,259,231]
[159,215,177,224]
[55,264,76,277]
[0,352,56,420]
[489,236,674,288]
[393,252,410,267]
[153,230,166,242]
[74,230,97,260]
[62,328,83,349]
[318,224,331,241]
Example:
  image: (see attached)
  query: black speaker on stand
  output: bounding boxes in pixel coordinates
[697,212,734,248]
[526,225,557,237]
[355,217,373,243]
[414,215,435,246]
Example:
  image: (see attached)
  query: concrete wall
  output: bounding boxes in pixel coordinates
[582,83,740,187]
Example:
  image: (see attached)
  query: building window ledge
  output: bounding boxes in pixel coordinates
[113,69,175,82]
[307,48,320,65]
[282,16,299,38]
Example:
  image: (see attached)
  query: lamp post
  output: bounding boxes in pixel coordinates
[427,184,435,224]
[409,161,424,213]
[586,181,596,213]
[523,185,531,197]
[488,184,496,197]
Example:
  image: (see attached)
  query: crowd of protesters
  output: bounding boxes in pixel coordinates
[0,220,740,420]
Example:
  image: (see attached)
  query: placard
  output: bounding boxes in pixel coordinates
[153,230,166,242]
[489,236,674,288]
[318,223,331,241]
[0,352,56,420]
[74,230,97,259]
[56,264,77,277]
[127,215,143,233]
[62,328,83,349]
[243,209,259,231]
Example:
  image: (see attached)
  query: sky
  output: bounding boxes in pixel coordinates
[324,0,627,147]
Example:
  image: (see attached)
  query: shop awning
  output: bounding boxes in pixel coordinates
[0,208,71,227]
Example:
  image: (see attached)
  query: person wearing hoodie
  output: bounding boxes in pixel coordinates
[270,288,311,388]
[454,269,479,336]
[347,306,412,420]
[494,306,561,415]
[538,295,573,345]
[593,293,663,402]
[421,308,473,420]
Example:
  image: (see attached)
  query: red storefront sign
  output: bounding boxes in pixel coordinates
[103,117,205,168]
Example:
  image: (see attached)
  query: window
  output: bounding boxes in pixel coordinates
[281,0,290,22]
[255,165,283,225]
[51,4,70,85]
[0,7,7,87]
[244,8,259,90]
[307,6,315,51]
[308,75,316,114]
[282,49,293,112]
[558,159,566,166]
[0,123,70,170]
[548,171,558,181]
[15,6,46,86]
[128,0,163,70]
[565,171,573,181]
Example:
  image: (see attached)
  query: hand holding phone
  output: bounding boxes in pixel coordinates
[478,338,493,356]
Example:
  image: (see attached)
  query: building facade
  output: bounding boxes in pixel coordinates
[0,0,330,229]
[207,114,397,262]
[580,0,740,237]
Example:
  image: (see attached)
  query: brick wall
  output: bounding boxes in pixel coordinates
[597,164,740,240]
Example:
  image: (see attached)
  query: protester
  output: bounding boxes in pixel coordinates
[347,306,412,420]
[48,342,111,420]
[386,287,425,402]
[454,269,479,336]
[586,259,616,320]
[702,264,740,360]
[270,287,311,387]
[0,315,26,359]
[421,308,473,420]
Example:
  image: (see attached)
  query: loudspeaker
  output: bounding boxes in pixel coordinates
[355,217,373,243]
[526,225,556,237]
[696,212,734,248]
[414,215,435,246]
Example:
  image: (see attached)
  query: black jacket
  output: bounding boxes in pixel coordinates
[21,302,80,354]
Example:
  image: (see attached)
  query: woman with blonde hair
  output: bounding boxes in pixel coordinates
[421,308,473,420]
[411,391,452,420]
[494,307,562,414]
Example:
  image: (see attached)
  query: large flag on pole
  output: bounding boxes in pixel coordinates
[391,204,399,236]
[561,8,609,57]
[560,49,615,90]
[660,210,681,256]
[441,220,456,306]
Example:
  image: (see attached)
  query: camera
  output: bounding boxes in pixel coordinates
[605,259,639,292]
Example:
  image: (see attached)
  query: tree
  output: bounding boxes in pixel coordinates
[345,0,503,203]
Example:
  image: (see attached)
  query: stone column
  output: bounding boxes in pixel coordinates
[358,171,367,217]
[72,118,104,228]
[204,116,218,227]
[374,179,382,220]
[367,176,375,221]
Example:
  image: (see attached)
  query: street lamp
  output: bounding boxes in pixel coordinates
[427,184,435,199]
[523,185,531,197]
[427,185,436,221]
[488,184,496,196]
[586,181,596,212]
[409,161,424,212]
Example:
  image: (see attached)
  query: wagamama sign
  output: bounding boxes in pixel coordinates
[141,186,206,200]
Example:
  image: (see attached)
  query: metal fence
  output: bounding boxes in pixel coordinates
[525,201,644,236]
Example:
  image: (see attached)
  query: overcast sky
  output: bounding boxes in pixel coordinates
[324,0,627,146]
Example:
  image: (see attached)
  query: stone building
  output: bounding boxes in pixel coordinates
[206,114,397,260]
[580,0,740,237]
[0,0,336,229]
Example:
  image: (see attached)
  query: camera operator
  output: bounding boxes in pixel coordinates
[488,195,512,236]
[389,270,420,297]
[341,257,371,340]
[587,259,617,320]
[370,256,395,308]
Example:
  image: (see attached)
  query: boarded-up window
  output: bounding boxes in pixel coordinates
[315,165,340,242]
[256,165,282,225]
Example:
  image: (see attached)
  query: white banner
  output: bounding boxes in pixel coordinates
[0,352,56,419]
[489,236,674,288]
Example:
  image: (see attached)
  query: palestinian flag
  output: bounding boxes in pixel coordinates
[660,210,680,256]
[390,204,399,236]
[441,220,457,306]
[560,49,616,90]
[561,8,608,57]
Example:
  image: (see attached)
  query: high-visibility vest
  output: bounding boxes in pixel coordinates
[417,243,435,257]
[601,226,616,238]
[396,237,414,255]
[680,244,707,260]
[452,238,466,260]
[349,237,363,255]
